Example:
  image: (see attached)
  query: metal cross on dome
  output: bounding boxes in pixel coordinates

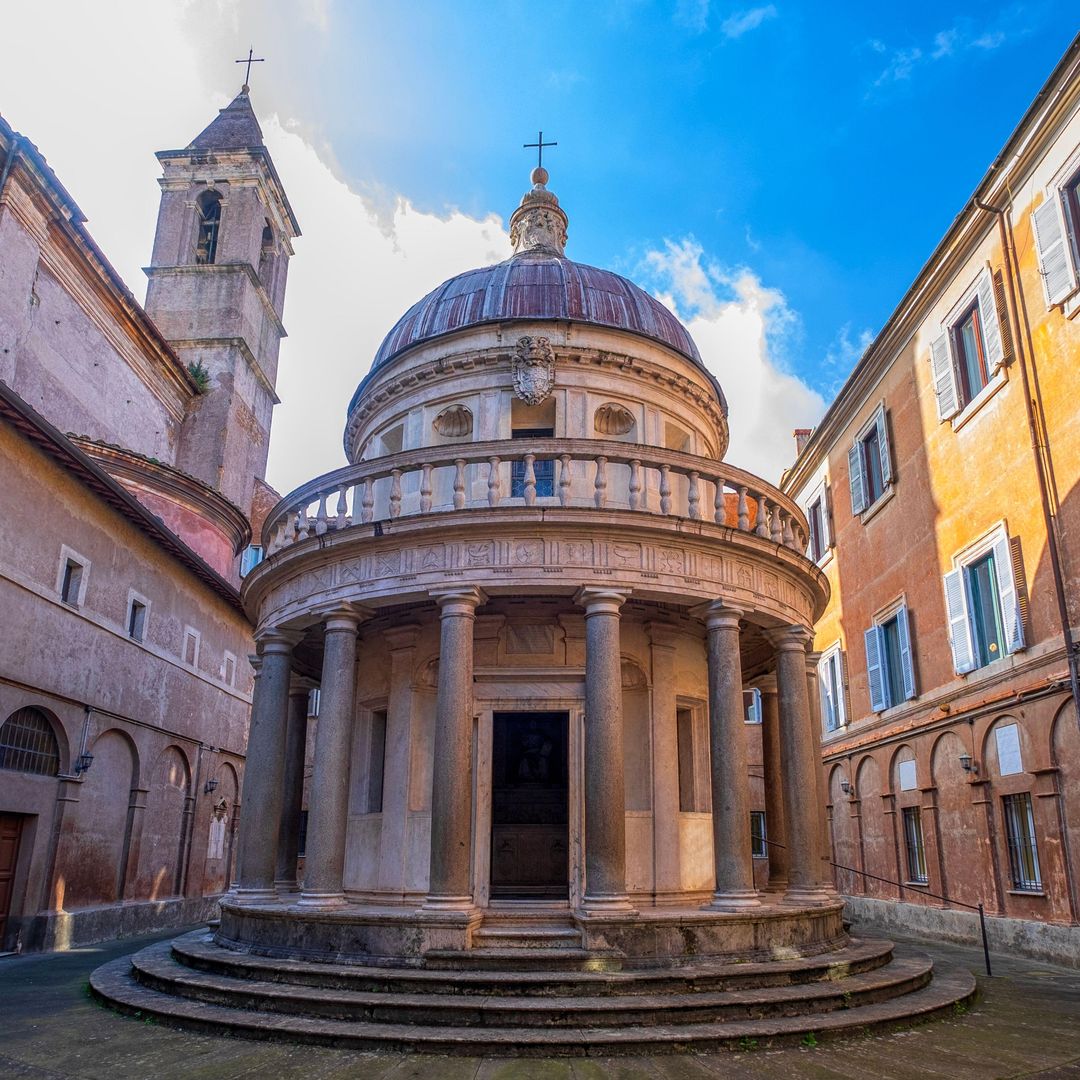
[235,47,265,90]
[523,130,558,170]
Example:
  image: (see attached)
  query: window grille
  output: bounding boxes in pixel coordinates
[0,707,60,776]
[901,806,928,883]
[1003,792,1042,891]
[750,811,768,858]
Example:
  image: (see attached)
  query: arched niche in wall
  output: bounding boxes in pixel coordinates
[136,744,192,901]
[433,404,473,439]
[203,760,239,894]
[621,658,651,815]
[930,729,982,909]
[855,754,893,899]
[828,764,860,895]
[594,402,636,439]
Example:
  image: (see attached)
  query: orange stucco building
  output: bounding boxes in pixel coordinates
[784,35,1080,963]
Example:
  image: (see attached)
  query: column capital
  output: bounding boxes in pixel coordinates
[701,601,744,632]
[575,587,630,615]
[430,586,487,615]
[312,602,372,633]
[765,624,814,652]
[248,653,263,675]
[804,650,823,672]
[289,675,319,695]
[254,626,303,653]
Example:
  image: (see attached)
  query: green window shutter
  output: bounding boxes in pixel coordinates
[976,269,1005,373]
[943,568,976,674]
[864,625,889,712]
[874,405,893,486]
[1032,197,1078,307]
[847,443,866,515]
[896,603,917,701]
[930,332,960,420]
[993,534,1026,654]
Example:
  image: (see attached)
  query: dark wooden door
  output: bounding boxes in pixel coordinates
[491,712,569,899]
[0,814,22,948]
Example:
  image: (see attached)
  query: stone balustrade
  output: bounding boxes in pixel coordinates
[261,439,808,557]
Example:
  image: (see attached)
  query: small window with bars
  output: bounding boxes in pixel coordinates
[127,597,147,641]
[0,707,60,776]
[901,806,929,884]
[750,811,768,859]
[1002,792,1042,891]
[60,557,85,607]
[297,809,309,858]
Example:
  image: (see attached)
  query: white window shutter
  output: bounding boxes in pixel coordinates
[875,406,893,486]
[848,443,866,515]
[818,655,836,731]
[896,604,917,701]
[976,270,1005,373]
[821,483,833,549]
[993,534,1026,654]
[1032,197,1078,307]
[864,625,889,712]
[836,650,848,726]
[943,569,976,674]
[751,688,762,723]
[929,333,960,421]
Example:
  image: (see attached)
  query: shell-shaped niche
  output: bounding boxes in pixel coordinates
[594,402,636,437]
[433,404,474,438]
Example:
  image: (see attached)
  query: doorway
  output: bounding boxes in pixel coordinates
[0,814,23,949]
[490,712,569,899]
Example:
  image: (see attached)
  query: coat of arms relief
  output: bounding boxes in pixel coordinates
[512,335,556,405]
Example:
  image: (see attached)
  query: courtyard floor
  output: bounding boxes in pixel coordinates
[1,921,1079,1079]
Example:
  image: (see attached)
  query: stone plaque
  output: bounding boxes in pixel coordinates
[505,624,556,655]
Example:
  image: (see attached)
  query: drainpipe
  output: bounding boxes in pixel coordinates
[973,195,1080,735]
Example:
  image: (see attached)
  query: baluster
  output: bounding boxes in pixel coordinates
[714,477,725,524]
[594,456,608,509]
[628,459,642,511]
[453,459,466,510]
[688,471,701,520]
[389,469,402,519]
[755,494,769,537]
[361,477,374,524]
[737,486,750,531]
[274,515,290,552]
[296,505,311,542]
[488,457,502,507]
[419,463,433,514]
[770,504,783,543]
[335,485,349,530]
[558,455,572,507]
[660,464,672,515]
[315,492,329,536]
[792,521,806,551]
[523,453,537,507]
[782,511,795,547]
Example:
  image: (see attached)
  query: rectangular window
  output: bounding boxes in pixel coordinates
[297,809,308,858]
[847,405,892,516]
[819,647,846,732]
[750,811,768,859]
[240,545,264,577]
[308,688,321,717]
[864,604,916,712]
[1032,169,1080,307]
[222,652,236,686]
[61,559,83,606]
[902,806,929,884]
[943,530,1025,675]
[183,628,200,667]
[127,599,147,641]
[676,707,709,812]
[952,301,990,404]
[366,709,387,813]
[808,497,826,561]
[511,428,555,498]
[1002,793,1042,891]
[742,688,762,724]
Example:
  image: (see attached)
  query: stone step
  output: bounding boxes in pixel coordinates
[90,954,977,1056]
[472,924,582,950]
[171,930,896,996]
[130,941,934,1028]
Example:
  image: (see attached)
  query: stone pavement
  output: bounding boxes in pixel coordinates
[1,922,1079,1079]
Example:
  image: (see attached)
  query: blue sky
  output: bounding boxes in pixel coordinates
[0,2,1074,488]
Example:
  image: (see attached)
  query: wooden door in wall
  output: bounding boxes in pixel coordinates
[0,814,22,948]
[491,712,569,899]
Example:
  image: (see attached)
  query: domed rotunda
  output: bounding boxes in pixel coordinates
[94,169,974,1052]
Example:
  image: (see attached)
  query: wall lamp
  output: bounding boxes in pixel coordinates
[74,752,94,776]
[204,777,219,795]
[959,752,979,775]
[839,777,853,797]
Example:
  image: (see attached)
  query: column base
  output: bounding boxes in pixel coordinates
[273,879,301,894]
[702,889,761,911]
[782,885,837,907]
[579,894,638,916]
[295,891,347,909]
[230,887,279,905]
[422,894,476,912]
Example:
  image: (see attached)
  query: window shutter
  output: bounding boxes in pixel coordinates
[896,604,917,701]
[943,568,976,674]
[874,406,893,486]
[848,443,866,515]
[929,333,960,421]
[837,650,849,726]
[1032,197,1077,307]
[821,483,833,549]
[976,269,1005,373]
[993,533,1026,654]
[818,655,836,731]
[864,625,889,712]
[750,689,762,724]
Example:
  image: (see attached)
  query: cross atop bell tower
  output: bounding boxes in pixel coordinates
[144,83,301,523]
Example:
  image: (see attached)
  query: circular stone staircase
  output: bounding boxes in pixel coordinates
[90,926,976,1056]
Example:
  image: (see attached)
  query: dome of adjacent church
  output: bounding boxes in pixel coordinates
[359,167,704,393]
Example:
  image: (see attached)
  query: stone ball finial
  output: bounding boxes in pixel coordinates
[531,166,549,187]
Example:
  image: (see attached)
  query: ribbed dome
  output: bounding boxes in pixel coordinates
[369,251,703,374]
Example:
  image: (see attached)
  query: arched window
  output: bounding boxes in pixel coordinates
[258,220,275,288]
[195,191,222,265]
[0,707,60,776]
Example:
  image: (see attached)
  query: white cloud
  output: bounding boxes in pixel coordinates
[674,0,711,33]
[821,322,874,396]
[871,17,1015,90]
[720,5,778,40]
[641,239,824,483]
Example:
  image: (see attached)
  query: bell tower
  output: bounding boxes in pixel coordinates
[145,86,300,520]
